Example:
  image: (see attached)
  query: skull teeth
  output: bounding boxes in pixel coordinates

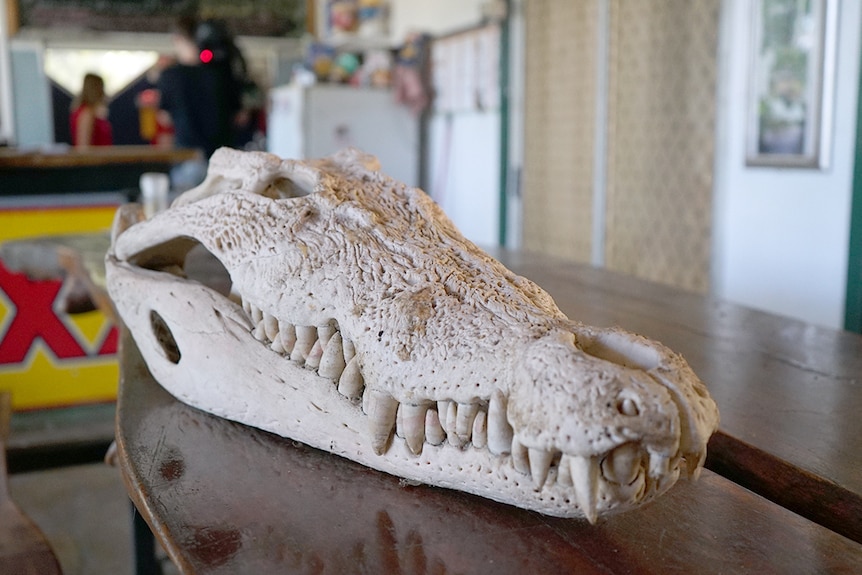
[240,298,676,503]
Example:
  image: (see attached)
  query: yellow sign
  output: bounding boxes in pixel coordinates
[0,204,119,411]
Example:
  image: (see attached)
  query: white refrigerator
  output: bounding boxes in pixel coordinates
[267,83,419,188]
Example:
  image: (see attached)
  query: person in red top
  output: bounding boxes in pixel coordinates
[70,73,113,147]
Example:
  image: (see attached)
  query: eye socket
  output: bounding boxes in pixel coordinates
[150,310,181,364]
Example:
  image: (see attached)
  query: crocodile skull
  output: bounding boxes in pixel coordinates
[106,148,719,522]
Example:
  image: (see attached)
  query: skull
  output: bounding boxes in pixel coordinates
[106,148,719,522]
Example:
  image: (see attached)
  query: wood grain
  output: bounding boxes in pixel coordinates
[116,332,862,574]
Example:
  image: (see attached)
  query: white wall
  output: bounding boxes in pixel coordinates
[712,0,861,329]
[428,112,500,247]
[390,0,486,42]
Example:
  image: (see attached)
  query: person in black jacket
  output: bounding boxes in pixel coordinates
[158,16,244,190]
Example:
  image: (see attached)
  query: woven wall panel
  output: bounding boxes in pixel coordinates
[605,0,720,293]
[522,0,596,262]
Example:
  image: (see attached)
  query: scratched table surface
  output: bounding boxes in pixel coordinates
[114,249,862,574]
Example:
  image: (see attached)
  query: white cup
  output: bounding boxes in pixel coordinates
[140,172,170,219]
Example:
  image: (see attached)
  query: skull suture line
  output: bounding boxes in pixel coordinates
[106,148,719,522]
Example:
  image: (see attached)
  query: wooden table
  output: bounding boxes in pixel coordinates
[114,249,862,573]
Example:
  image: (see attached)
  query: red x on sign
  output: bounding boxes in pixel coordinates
[0,261,116,365]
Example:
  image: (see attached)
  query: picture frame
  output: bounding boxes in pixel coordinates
[746,0,838,169]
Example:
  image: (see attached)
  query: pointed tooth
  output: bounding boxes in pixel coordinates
[557,454,572,486]
[685,451,705,480]
[601,443,641,485]
[402,403,428,455]
[437,401,450,428]
[343,337,356,363]
[278,322,297,355]
[291,325,317,363]
[620,397,639,416]
[271,336,286,354]
[425,408,446,445]
[571,455,600,524]
[250,304,263,324]
[471,411,487,449]
[362,384,372,414]
[487,390,513,455]
[264,313,279,341]
[445,402,461,446]
[319,333,346,380]
[317,324,336,348]
[395,404,405,438]
[366,390,398,455]
[304,340,323,369]
[338,357,364,399]
[648,452,670,479]
[252,321,267,342]
[456,402,479,441]
[242,298,252,315]
[529,448,554,489]
[511,437,529,475]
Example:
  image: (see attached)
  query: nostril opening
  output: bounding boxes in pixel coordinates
[150,310,181,364]
[617,397,640,416]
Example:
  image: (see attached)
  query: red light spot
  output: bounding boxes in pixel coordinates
[200,49,214,64]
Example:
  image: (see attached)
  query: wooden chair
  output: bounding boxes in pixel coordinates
[0,392,63,574]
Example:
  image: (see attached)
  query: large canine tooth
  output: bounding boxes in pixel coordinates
[511,437,529,475]
[401,403,427,455]
[317,323,337,348]
[366,390,399,455]
[571,455,599,524]
[601,443,641,485]
[456,402,479,441]
[528,448,554,489]
[424,408,446,445]
[338,357,364,399]
[277,322,296,355]
[264,313,279,342]
[304,340,323,369]
[487,390,513,455]
[291,325,317,362]
[471,411,487,449]
[318,332,346,380]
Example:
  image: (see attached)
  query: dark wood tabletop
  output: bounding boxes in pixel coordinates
[114,248,862,574]
[492,249,862,543]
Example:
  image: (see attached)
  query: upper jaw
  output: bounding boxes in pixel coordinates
[106,148,719,521]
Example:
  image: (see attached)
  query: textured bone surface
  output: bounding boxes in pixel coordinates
[106,147,720,521]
